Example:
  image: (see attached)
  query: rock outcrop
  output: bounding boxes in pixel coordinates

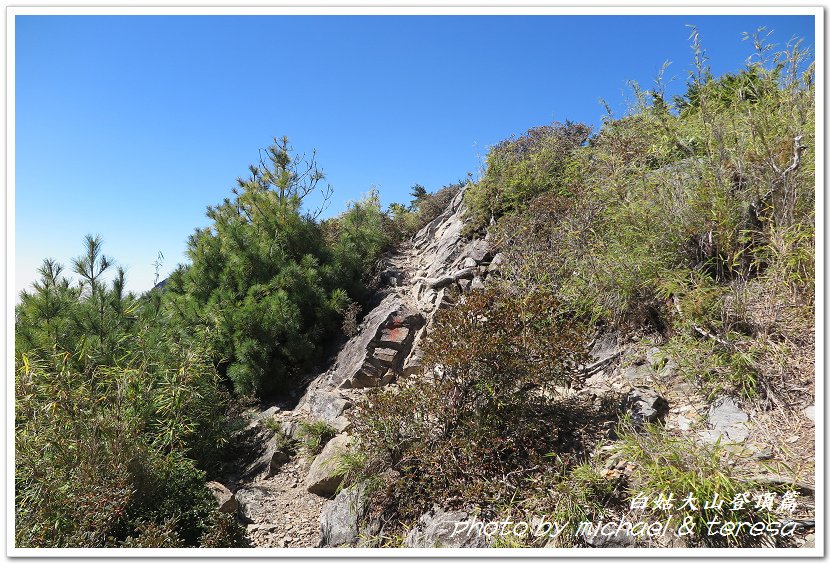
[232,186,502,547]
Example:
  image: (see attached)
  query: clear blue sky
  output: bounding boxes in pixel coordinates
[14,14,815,296]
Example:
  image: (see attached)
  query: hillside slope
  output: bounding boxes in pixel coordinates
[217,179,815,548]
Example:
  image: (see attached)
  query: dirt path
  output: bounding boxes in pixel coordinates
[230,245,427,548]
[225,191,473,548]
[234,454,327,548]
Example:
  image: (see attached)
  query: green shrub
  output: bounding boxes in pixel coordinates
[15,241,242,547]
[15,348,242,547]
[465,121,591,231]
[165,140,390,397]
[297,420,337,455]
[346,289,590,522]
[611,421,776,547]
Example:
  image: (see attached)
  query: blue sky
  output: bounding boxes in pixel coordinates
[14,14,815,296]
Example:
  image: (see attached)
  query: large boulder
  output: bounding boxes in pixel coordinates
[330,298,424,389]
[306,434,352,497]
[311,294,405,390]
[465,238,491,263]
[319,485,368,547]
[235,485,269,523]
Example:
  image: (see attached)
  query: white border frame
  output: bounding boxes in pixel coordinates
[4,3,824,559]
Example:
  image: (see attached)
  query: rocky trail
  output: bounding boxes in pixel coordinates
[211,188,505,548]
[206,188,816,549]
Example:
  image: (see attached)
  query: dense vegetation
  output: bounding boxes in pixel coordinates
[13,135,452,546]
[16,236,242,547]
[345,31,815,546]
[15,30,814,549]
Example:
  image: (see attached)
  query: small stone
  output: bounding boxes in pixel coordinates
[704,396,750,444]
[621,363,653,382]
[206,481,239,514]
[487,253,504,273]
[623,386,669,427]
[674,415,693,431]
[752,448,774,461]
[803,405,815,423]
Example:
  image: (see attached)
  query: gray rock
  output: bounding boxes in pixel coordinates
[803,405,815,423]
[372,347,399,366]
[645,347,663,367]
[306,390,353,424]
[436,288,454,309]
[306,434,352,497]
[590,332,620,362]
[457,278,472,293]
[206,481,238,514]
[348,362,386,389]
[304,294,424,390]
[466,239,491,263]
[403,344,425,376]
[417,191,467,279]
[470,277,485,291]
[645,347,678,377]
[702,396,749,444]
[256,405,280,420]
[235,486,269,522]
[404,506,490,548]
[380,268,405,287]
[316,294,406,389]
[621,363,653,382]
[461,256,478,269]
[319,485,368,547]
[281,419,300,440]
[752,448,774,461]
[330,415,351,433]
[268,448,290,475]
[623,386,669,426]
[419,288,439,308]
[379,326,411,350]
[487,252,504,274]
[244,430,292,477]
[452,267,476,280]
